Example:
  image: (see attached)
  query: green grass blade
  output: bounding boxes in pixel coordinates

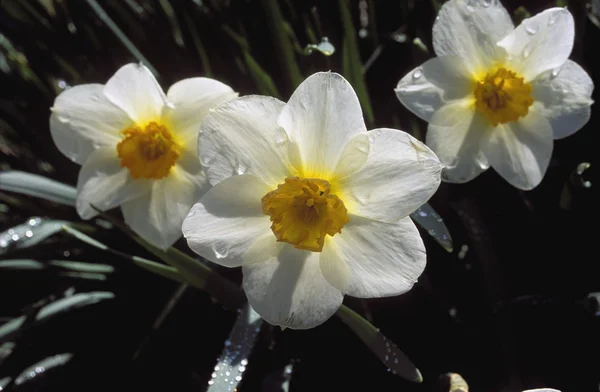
[262,0,303,89]
[339,0,374,125]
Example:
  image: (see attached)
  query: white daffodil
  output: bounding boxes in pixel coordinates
[396,0,594,190]
[50,63,237,249]
[182,72,443,329]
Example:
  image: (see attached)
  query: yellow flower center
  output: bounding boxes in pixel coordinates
[116,121,180,179]
[261,177,349,252]
[473,67,533,126]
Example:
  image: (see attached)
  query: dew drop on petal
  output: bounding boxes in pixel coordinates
[551,67,561,78]
[525,21,537,35]
[412,68,422,80]
[212,244,229,259]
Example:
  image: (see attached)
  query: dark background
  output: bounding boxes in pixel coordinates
[0,0,598,391]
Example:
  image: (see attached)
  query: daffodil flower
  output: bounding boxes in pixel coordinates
[50,63,237,249]
[182,72,443,329]
[396,0,594,190]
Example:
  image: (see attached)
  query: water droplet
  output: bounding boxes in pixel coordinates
[548,11,560,25]
[25,230,33,238]
[235,375,242,382]
[11,234,19,241]
[358,28,368,38]
[522,47,531,59]
[225,371,231,376]
[201,155,216,166]
[211,372,217,378]
[186,210,196,218]
[241,359,248,366]
[214,365,220,371]
[0,238,7,247]
[208,380,214,385]
[236,162,247,175]
[412,68,422,80]
[525,21,537,35]
[482,0,491,7]
[238,365,246,372]
[375,129,382,136]
[212,244,228,259]
[551,67,561,78]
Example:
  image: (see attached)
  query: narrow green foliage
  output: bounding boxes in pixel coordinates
[336,305,423,383]
[338,0,375,125]
[262,0,303,89]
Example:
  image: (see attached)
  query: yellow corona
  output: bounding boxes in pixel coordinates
[261,177,349,252]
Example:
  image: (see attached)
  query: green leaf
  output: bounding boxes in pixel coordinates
[131,256,188,285]
[14,353,73,385]
[131,236,246,310]
[0,171,76,206]
[410,203,453,252]
[182,11,212,76]
[262,0,303,89]
[243,50,281,98]
[0,292,114,343]
[0,259,44,270]
[336,305,423,383]
[339,0,374,125]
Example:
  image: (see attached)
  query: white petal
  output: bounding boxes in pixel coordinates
[199,95,291,188]
[320,241,351,293]
[50,84,131,164]
[337,128,442,222]
[330,215,426,298]
[482,105,553,190]
[332,133,370,178]
[395,56,473,123]
[182,174,273,267]
[121,160,210,250]
[76,147,150,219]
[103,63,166,124]
[522,389,561,392]
[163,77,238,144]
[278,72,367,177]
[427,102,491,183]
[498,8,574,80]
[432,0,513,73]
[532,60,594,139]
[242,245,343,329]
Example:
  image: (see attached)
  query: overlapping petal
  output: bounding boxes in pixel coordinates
[325,215,426,298]
[242,246,343,330]
[163,77,238,144]
[103,63,167,124]
[278,72,367,177]
[427,101,491,183]
[198,96,290,187]
[76,147,150,219]
[498,8,574,81]
[122,161,210,250]
[532,60,594,139]
[482,105,553,190]
[337,128,442,222]
[432,0,513,73]
[182,174,273,267]
[395,56,473,123]
[50,84,131,164]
